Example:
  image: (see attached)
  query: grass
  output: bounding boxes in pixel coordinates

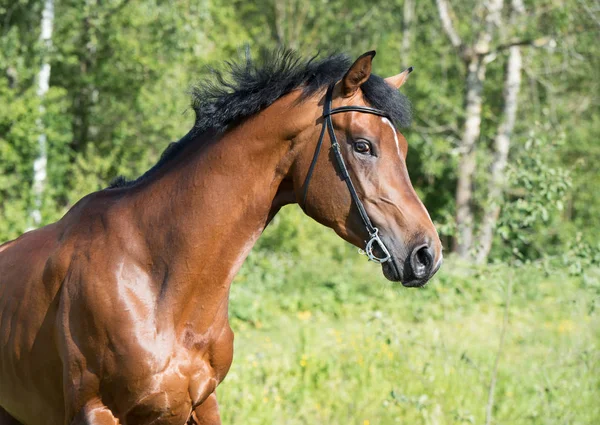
[217,209,600,425]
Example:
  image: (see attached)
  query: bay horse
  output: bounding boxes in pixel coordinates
[0,50,442,425]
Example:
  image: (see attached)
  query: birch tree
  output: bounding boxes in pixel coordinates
[435,0,504,259]
[476,0,525,263]
[401,0,414,67]
[31,0,54,227]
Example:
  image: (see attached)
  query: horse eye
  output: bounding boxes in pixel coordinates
[354,140,371,154]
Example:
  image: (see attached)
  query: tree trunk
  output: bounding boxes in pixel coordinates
[476,0,524,263]
[454,56,486,257]
[401,0,414,67]
[434,0,503,259]
[31,0,54,227]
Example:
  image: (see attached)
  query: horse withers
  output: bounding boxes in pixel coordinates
[0,50,442,425]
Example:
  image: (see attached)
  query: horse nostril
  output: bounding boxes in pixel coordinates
[410,244,433,279]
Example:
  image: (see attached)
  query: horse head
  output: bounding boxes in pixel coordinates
[293,51,443,287]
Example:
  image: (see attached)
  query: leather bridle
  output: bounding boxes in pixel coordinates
[301,83,392,263]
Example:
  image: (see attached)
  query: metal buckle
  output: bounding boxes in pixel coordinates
[358,228,391,263]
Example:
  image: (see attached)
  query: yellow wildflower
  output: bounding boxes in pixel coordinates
[297,310,312,321]
[300,354,308,367]
[558,320,574,333]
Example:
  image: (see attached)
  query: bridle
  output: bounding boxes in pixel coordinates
[301,83,392,264]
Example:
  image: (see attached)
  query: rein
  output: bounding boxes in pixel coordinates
[301,83,391,264]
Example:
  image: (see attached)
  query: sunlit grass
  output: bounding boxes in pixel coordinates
[218,208,599,424]
[221,260,598,423]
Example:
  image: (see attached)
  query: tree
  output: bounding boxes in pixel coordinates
[476,0,525,263]
[30,0,54,227]
[0,0,597,263]
[433,0,560,261]
[434,0,504,258]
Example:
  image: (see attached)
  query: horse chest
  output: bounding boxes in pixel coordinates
[117,339,228,424]
[180,322,235,390]
[138,323,234,409]
[122,358,215,424]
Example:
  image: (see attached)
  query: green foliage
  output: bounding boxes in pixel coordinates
[1,0,598,262]
[562,233,600,277]
[495,130,572,260]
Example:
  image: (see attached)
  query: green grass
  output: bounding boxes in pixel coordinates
[218,211,600,424]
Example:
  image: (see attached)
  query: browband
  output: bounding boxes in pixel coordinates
[323,105,391,119]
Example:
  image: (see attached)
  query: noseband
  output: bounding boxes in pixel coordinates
[301,83,391,263]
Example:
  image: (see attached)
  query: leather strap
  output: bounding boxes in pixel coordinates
[300,83,392,262]
[324,105,391,118]
[300,119,327,208]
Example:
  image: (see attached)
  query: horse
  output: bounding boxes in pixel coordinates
[0,50,442,425]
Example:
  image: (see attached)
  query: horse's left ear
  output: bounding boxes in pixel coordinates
[341,51,376,97]
[385,66,414,89]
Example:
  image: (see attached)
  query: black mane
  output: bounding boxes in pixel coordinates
[110,49,411,188]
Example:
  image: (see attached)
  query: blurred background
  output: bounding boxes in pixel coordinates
[1,0,599,423]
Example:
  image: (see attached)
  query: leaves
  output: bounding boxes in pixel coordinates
[0,0,597,265]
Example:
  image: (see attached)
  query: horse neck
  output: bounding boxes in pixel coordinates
[127,91,311,327]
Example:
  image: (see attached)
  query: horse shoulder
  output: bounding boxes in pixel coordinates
[52,192,200,422]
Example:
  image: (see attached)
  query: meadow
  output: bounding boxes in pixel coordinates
[220,208,599,425]
[2,1,599,424]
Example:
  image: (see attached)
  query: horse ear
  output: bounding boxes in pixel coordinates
[385,67,414,89]
[341,51,376,97]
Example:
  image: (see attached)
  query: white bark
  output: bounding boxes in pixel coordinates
[475,45,522,262]
[435,0,504,258]
[474,0,504,55]
[455,57,486,257]
[401,0,414,66]
[476,0,525,263]
[435,0,463,49]
[31,0,54,227]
